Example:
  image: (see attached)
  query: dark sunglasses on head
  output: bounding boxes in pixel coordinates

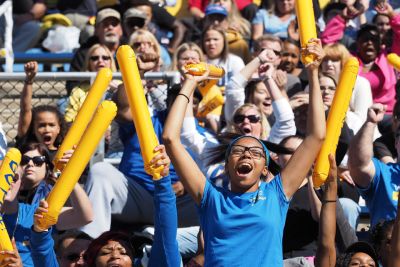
[89,55,111,61]
[21,155,47,167]
[233,114,261,124]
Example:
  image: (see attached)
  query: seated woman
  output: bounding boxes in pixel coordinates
[162,39,326,265]
[1,143,93,267]
[64,44,119,123]
[26,145,181,267]
[251,0,296,41]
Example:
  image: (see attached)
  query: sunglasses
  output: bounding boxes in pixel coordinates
[21,155,47,167]
[132,41,152,49]
[233,114,261,124]
[89,55,111,61]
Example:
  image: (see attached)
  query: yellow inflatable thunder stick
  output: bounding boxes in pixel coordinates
[196,79,225,118]
[312,57,359,188]
[116,45,163,180]
[295,0,318,65]
[0,148,21,207]
[184,63,225,79]
[53,68,112,172]
[35,101,117,231]
[387,53,400,70]
[0,213,13,264]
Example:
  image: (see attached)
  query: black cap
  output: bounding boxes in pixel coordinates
[345,241,379,266]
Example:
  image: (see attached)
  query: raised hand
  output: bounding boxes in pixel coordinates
[367,103,387,123]
[24,61,38,84]
[302,38,325,70]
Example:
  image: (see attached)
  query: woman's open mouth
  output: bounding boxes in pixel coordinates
[236,162,253,176]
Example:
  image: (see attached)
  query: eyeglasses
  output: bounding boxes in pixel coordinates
[233,114,261,124]
[230,145,265,159]
[21,155,47,167]
[89,55,111,62]
[320,85,336,91]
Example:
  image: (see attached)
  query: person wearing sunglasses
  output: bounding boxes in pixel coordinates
[224,46,296,144]
[163,39,326,265]
[64,43,120,123]
[1,142,93,267]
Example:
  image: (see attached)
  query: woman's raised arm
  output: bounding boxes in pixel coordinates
[162,72,209,205]
[281,39,326,198]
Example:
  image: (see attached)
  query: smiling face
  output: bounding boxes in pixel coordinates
[33,111,61,150]
[203,29,224,59]
[95,240,133,267]
[20,149,47,190]
[233,106,263,138]
[226,137,268,193]
[280,42,300,73]
[250,82,272,116]
[88,47,112,72]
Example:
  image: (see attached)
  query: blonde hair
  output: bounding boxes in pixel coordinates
[171,42,205,71]
[230,103,271,140]
[128,29,161,57]
[85,44,117,72]
[323,43,350,69]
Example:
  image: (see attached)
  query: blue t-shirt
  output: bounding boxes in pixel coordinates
[358,158,400,227]
[252,10,295,39]
[4,203,38,267]
[118,110,179,193]
[200,175,290,267]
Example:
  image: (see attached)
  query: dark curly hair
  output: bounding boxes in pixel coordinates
[370,219,395,258]
[17,105,67,149]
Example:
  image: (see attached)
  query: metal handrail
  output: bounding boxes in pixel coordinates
[0,71,181,84]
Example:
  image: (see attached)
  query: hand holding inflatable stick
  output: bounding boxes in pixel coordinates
[295,0,318,64]
[53,68,112,172]
[388,53,400,70]
[312,57,359,187]
[117,45,164,180]
[35,101,117,231]
[0,148,21,207]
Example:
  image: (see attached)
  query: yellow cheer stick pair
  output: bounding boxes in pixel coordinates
[312,57,359,187]
[0,149,21,259]
[53,68,112,172]
[117,45,165,180]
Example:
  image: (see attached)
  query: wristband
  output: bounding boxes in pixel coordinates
[178,93,190,103]
[24,79,33,85]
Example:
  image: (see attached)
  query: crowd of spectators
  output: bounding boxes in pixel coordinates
[3,0,400,266]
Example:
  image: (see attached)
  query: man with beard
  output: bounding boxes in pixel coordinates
[69,8,124,73]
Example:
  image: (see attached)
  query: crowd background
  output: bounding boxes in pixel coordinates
[2,0,400,266]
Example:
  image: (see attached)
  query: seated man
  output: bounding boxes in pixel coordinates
[349,103,400,227]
